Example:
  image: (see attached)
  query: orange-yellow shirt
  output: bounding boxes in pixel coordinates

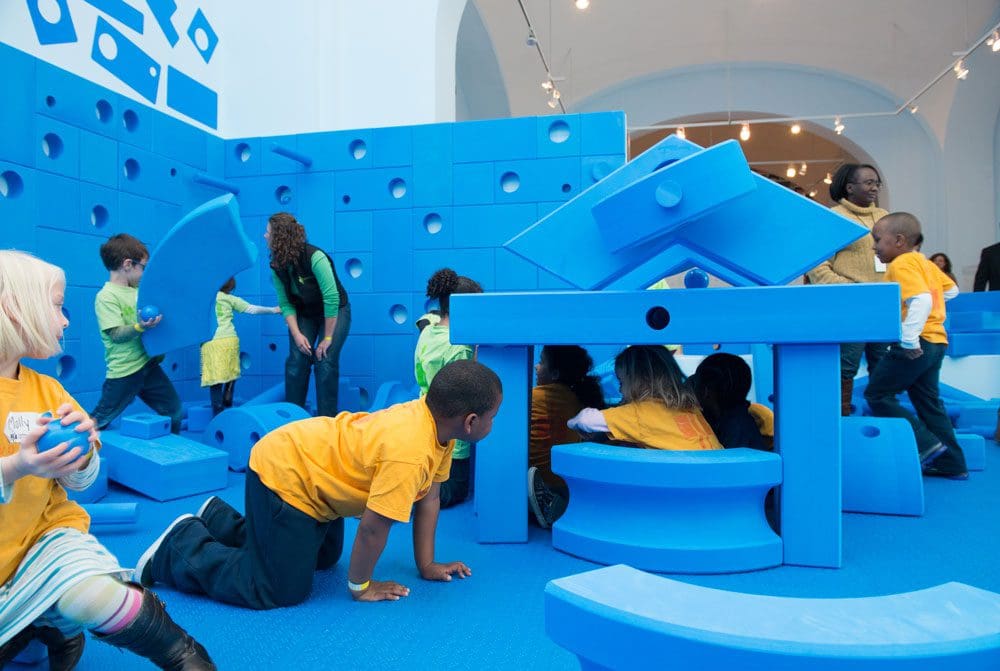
[603,399,721,451]
[886,251,956,345]
[248,399,453,524]
[0,366,92,584]
[530,383,585,486]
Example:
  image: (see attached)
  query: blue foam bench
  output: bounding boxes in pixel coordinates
[841,417,923,516]
[100,430,228,502]
[545,564,1000,670]
[551,443,781,573]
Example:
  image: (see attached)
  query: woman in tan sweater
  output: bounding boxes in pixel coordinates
[807,163,890,415]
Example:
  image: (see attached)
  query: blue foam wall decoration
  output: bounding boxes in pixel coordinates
[25,0,78,45]
[145,0,179,46]
[186,8,219,64]
[83,0,145,34]
[91,16,161,103]
[166,65,218,129]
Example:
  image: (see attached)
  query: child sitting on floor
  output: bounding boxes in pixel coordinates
[689,353,769,450]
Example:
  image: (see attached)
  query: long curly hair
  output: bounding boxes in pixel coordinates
[426,268,483,315]
[268,212,307,269]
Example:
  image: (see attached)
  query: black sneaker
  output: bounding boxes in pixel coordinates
[528,467,555,529]
[922,465,969,481]
[918,442,948,467]
[134,514,195,586]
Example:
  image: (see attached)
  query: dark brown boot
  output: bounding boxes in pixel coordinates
[840,377,855,416]
[0,626,36,667]
[95,588,215,670]
[34,626,85,670]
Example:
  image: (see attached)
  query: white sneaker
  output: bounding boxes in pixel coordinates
[134,513,194,586]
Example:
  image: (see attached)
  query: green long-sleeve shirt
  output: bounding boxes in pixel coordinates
[271,250,341,318]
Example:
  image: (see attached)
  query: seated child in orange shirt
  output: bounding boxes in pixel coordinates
[689,353,770,451]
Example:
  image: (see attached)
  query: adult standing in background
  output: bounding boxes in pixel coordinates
[807,163,890,415]
[266,213,351,417]
[973,237,1000,291]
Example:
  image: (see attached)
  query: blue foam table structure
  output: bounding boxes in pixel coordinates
[551,444,782,573]
[99,429,227,501]
[841,417,923,516]
[138,194,258,354]
[545,564,1000,670]
[201,402,310,471]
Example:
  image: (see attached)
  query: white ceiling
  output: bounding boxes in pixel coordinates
[466,0,1000,120]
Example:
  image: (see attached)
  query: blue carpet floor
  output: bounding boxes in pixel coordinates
[14,443,1000,670]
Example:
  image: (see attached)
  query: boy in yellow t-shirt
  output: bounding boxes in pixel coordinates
[134,360,502,609]
[865,212,968,479]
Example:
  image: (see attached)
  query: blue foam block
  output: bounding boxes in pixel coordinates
[371,210,413,291]
[202,402,310,471]
[120,412,171,439]
[152,112,208,171]
[35,171,80,233]
[138,194,258,353]
[91,17,161,103]
[100,430,227,501]
[493,157,583,203]
[454,116,536,163]
[553,445,782,573]
[165,66,218,129]
[579,111,626,155]
[34,116,80,179]
[295,129,373,171]
[956,433,986,472]
[79,129,118,188]
[224,138,261,177]
[452,162,494,205]
[36,63,121,139]
[546,564,1000,670]
[84,0,145,33]
[949,333,1000,356]
[956,401,1000,429]
[145,0,180,45]
[372,125,413,167]
[116,101,153,149]
[186,405,214,432]
[334,211,373,252]
[349,293,414,336]
[0,46,37,166]
[841,417,923,516]
[26,0,77,44]
[186,8,219,63]
[537,115,582,158]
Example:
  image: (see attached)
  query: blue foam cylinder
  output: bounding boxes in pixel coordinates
[82,502,138,525]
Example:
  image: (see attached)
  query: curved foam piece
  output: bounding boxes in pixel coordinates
[367,381,420,412]
[138,194,257,354]
[551,444,781,573]
[546,564,1000,670]
[82,502,138,525]
[203,402,310,472]
[841,416,924,516]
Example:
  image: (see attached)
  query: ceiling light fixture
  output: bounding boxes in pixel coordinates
[799,163,807,176]
[790,123,802,135]
[785,165,797,179]
[834,117,845,134]
[676,126,686,140]
[575,0,590,9]
[989,31,1000,51]
[823,173,833,185]
[739,123,751,142]
[954,59,969,80]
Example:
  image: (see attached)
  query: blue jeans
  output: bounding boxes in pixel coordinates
[152,470,344,610]
[285,305,351,417]
[90,359,182,433]
[864,340,967,473]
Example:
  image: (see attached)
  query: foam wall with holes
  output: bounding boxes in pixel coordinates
[0,42,627,409]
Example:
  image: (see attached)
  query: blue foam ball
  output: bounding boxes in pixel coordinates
[139,305,160,321]
[684,268,710,289]
[37,420,91,455]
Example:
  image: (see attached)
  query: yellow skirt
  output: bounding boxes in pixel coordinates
[201,337,241,386]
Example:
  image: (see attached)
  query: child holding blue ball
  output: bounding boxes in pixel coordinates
[89,234,183,433]
[0,250,215,669]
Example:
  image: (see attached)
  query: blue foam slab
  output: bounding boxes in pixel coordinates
[591,140,756,253]
[412,248,495,292]
[412,122,453,165]
[66,454,109,504]
[0,163,39,249]
[340,334,374,378]
[349,293,415,336]
[34,116,80,179]
[452,162,494,205]
[78,128,118,188]
[495,248,538,291]
[452,203,538,249]
[371,334,417,384]
[372,210,414,291]
[120,412,171,439]
[224,138,261,177]
[454,116,537,163]
[145,0,179,45]
[152,111,208,170]
[34,171,80,234]
[295,174,337,242]
[116,100,153,149]
[116,192,181,248]
[259,335,288,376]
[537,115,582,158]
[36,63,121,139]
[165,65,218,129]
[295,129,373,171]
[411,160,453,207]
[412,207,454,249]
[116,144,185,203]
[841,417,923,516]
[334,211,373,252]
[493,157,583,204]
[0,46,37,166]
[100,429,227,501]
[26,0,77,44]
[948,311,1000,332]
[956,433,986,472]
[552,445,782,573]
[202,403,309,471]
[955,402,999,429]
[138,194,258,353]
[37,231,105,287]
[335,252,373,293]
[91,17,161,103]
[84,0,145,33]
[947,291,1000,313]
[581,154,626,187]
[949,333,1000,356]
[579,111,627,155]
[373,125,414,167]
[229,175,297,216]
[546,564,1000,670]
[186,8,218,63]
[334,167,414,211]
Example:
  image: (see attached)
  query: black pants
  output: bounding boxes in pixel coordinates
[864,340,967,473]
[285,306,351,418]
[439,457,471,509]
[90,360,183,433]
[153,470,344,610]
[209,380,236,416]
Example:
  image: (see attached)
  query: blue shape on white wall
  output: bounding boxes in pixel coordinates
[167,65,218,129]
[83,0,146,35]
[91,16,161,103]
[145,0,180,46]
[25,0,78,45]
[186,8,217,64]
